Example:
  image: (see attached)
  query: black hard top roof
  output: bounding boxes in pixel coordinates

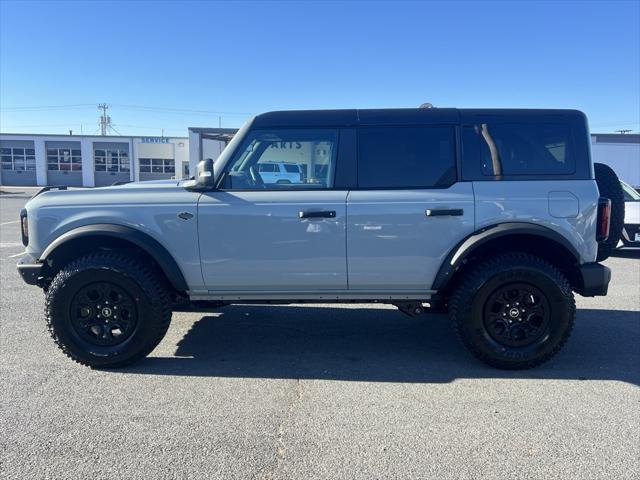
[252,108,586,128]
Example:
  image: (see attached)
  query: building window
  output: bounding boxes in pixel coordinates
[1,147,36,171]
[139,158,175,174]
[47,148,82,171]
[95,148,130,172]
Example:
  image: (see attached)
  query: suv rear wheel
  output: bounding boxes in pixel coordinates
[45,251,172,368]
[449,253,575,369]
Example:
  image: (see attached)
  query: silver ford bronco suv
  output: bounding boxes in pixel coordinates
[17,108,614,370]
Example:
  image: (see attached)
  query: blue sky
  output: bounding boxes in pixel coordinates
[1,0,638,136]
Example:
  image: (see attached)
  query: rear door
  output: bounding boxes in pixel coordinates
[346,125,475,293]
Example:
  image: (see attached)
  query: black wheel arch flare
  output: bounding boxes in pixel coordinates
[39,224,189,293]
[432,222,582,291]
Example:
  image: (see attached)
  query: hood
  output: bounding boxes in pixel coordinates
[26,179,189,210]
[97,179,181,189]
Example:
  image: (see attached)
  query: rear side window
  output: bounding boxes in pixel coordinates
[283,164,299,173]
[357,126,456,188]
[469,123,576,176]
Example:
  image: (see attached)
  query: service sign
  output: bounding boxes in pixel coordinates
[141,137,170,144]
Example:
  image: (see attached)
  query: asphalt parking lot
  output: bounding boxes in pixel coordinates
[1,187,638,480]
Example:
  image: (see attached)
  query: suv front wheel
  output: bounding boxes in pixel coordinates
[449,253,575,369]
[45,251,172,368]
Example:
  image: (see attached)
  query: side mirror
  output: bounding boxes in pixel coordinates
[184,158,216,190]
[198,158,216,187]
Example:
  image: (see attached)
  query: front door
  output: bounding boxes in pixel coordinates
[346,125,475,293]
[198,127,348,293]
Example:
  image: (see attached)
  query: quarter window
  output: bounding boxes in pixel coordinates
[1,147,36,171]
[223,129,337,190]
[470,123,576,176]
[357,126,456,188]
[47,148,82,171]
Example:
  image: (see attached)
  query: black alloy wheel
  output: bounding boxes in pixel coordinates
[70,282,138,347]
[482,283,550,348]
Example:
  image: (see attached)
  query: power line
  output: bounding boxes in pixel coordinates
[0,103,253,116]
[111,104,253,117]
[109,124,123,136]
[0,104,96,111]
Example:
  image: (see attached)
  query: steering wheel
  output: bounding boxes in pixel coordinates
[248,165,266,188]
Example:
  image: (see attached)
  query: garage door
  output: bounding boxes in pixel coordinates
[46,141,83,187]
[0,140,37,186]
[94,142,131,187]
[137,141,175,181]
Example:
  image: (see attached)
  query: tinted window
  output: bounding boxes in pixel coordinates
[357,126,456,188]
[283,164,299,173]
[471,123,576,176]
[258,163,277,172]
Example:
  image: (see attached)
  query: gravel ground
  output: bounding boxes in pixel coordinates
[1,188,639,479]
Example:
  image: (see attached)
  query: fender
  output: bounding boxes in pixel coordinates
[40,224,189,292]
[432,222,581,290]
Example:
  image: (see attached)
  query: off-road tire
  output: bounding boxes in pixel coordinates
[45,251,172,368]
[449,253,575,369]
[594,163,624,261]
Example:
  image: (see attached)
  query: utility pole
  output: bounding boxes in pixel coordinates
[98,103,111,136]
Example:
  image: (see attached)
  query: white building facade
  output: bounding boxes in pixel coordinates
[0,133,191,187]
[590,133,640,188]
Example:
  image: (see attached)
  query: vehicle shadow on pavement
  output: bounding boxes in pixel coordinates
[122,306,640,385]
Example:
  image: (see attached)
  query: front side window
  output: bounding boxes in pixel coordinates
[470,123,576,177]
[357,126,456,188]
[47,147,82,171]
[222,129,338,190]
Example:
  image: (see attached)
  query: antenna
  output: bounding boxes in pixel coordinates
[98,103,111,135]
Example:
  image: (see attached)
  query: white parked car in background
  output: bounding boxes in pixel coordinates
[620,180,640,248]
[257,162,303,184]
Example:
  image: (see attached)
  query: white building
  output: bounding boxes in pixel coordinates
[1,130,638,188]
[590,133,640,188]
[0,133,195,187]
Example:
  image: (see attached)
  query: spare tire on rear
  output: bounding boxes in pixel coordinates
[594,163,625,261]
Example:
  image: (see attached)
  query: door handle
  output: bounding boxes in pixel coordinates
[299,210,336,219]
[425,208,464,217]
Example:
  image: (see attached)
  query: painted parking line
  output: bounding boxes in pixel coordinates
[8,251,26,258]
[0,243,23,248]
[0,220,20,226]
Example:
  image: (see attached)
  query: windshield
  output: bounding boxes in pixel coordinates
[621,181,640,201]
[212,118,254,181]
